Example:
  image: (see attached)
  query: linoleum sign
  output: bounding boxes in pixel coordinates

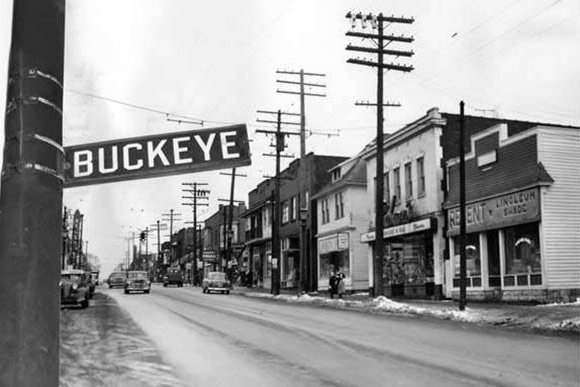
[447,188,540,236]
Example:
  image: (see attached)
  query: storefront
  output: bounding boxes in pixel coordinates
[446,188,543,300]
[361,217,437,298]
[318,233,350,290]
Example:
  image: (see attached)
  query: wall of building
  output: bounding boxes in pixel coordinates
[538,127,580,293]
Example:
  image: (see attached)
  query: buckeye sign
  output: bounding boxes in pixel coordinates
[63,124,251,188]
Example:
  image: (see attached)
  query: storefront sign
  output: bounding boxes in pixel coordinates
[447,188,540,236]
[202,250,218,261]
[360,218,433,242]
[319,233,349,254]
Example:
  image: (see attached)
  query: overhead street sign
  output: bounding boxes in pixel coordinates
[63,124,251,188]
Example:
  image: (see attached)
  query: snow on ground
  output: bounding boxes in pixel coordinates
[243,292,580,334]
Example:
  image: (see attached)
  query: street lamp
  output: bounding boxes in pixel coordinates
[299,207,309,294]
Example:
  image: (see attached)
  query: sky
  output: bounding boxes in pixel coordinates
[1,0,579,276]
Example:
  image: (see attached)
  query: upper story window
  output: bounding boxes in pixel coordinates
[417,157,425,196]
[332,168,342,182]
[282,201,290,224]
[262,207,270,227]
[290,196,297,222]
[477,150,497,169]
[321,198,330,224]
[383,171,391,206]
[335,191,345,219]
[405,162,413,198]
[393,167,401,203]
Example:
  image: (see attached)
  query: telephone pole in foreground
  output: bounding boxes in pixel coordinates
[0,1,66,386]
[345,11,414,296]
[256,109,300,295]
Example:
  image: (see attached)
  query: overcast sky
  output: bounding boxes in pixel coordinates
[1,0,579,276]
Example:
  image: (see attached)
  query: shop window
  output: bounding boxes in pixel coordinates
[290,196,297,222]
[453,233,481,287]
[503,222,541,287]
[417,157,425,196]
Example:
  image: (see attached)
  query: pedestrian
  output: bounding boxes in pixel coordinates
[329,272,338,299]
[337,273,346,299]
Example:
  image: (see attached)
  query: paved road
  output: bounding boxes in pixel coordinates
[107,285,578,387]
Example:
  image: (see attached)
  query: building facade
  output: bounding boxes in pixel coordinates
[361,108,446,298]
[313,152,370,292]
[444,123,580,302]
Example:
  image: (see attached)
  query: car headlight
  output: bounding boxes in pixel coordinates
[72,283,78,290]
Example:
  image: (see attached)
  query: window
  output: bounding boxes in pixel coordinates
[503,223,541,286]
[290,196,297,222]
[335,192,344,219]
[282,201,289,224]
[405,162,413,198]
[383,172,391,207]
[417,157,425,196]
[453,233,482,287]
[262,207,270,227]
[332,168,341,182]
[321,198,330,224]
[393,167,401,202]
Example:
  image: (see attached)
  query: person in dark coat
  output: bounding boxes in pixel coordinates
[329,272,338,299]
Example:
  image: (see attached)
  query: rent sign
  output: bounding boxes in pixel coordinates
[63,124,251,187]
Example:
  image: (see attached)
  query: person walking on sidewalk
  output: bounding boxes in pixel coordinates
[337,273,346,299]
[329,272,338,299]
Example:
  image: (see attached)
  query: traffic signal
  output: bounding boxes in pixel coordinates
[139,231,146,241]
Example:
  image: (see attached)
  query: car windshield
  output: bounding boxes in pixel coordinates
[127,272,148,279]
[62,274,82,282]
[110,273,125,278]
[208,272,226,281]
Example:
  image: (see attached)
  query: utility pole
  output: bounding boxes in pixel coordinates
[459,101,467,311]
[182,183,209,285]
[162,209,182,267]
[0,1,65,385]
[149,220,167,281]
[256,109,300,295]
[345,11,414,296]
[219,169,247,279]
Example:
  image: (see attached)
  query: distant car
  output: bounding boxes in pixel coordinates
[202,271,231,294]
[163,267,184,287]
[107,272,127,288]
[60,270,90,308]
[124,271,151,294]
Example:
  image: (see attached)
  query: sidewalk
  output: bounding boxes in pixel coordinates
[233,286,580,338]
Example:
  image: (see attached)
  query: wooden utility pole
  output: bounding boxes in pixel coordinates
[345,11,414,296]
[162,209,181,266]
[0,0,65,385]
[459,101,467,311]
[219,169,247,278]
[256,109,299,295]
[182,182,209,285]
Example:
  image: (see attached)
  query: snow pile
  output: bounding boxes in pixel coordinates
[538,299,580,307]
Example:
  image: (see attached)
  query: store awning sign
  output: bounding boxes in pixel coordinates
[63,124,251,187]
[360,218,433,243]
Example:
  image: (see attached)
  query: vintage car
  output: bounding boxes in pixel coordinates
[60,270,90,308]
[202,271,231,294]
[124,271,151,294]
[163,267,184,287]
[107,272,127,288]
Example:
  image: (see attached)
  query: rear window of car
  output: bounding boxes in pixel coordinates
[208,272,226,281]
[110,273,125,278]
[127,272,148,279]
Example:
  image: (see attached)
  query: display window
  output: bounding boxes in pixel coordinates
[384,233,434,286]
[319,250,350,283]
[453,233,482,287]
[503,222,542,286]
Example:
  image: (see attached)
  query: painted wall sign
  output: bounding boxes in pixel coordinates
[360,218,433,243]
[446,188,540,236]
[63,124,251,187]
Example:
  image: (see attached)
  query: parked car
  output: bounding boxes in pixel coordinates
[163,267,184,287]
[60,270,90,308]
[124,271,151,294]
[202,271,231,294]
[107,272,127,288]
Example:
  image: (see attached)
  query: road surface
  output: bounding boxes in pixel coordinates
[106,285,578,387]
